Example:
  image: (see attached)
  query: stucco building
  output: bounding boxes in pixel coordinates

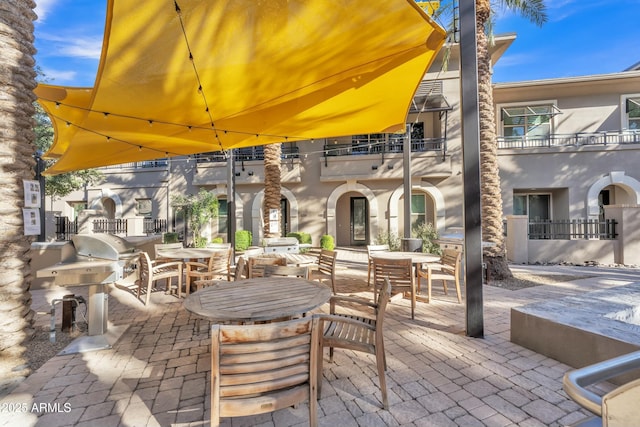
[45,34,640,264]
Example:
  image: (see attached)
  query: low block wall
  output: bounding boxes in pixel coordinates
[527,239,616,264]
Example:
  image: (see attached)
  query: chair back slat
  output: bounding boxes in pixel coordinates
[263,264,309,279]
[211,316,319,426]
[247,256,287,278]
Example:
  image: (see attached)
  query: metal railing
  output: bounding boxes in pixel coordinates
[498,129,640,149]
[93,219,128,235]
[323,137,445,157]
[528,219,617,240]
[143,218,167,234]
[195,144,300,164]
[55,216,78,241]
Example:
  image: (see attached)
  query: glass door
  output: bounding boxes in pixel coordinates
[350,197,368,246]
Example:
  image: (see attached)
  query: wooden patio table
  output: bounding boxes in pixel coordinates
[155,247,227,260]
[371,251,440,303]
[183,277,331,324]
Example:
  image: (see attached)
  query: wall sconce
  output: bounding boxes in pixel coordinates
[371,165,378,170]
[235,172,241,177]
[387,164,394,170]
[248,171,254,176]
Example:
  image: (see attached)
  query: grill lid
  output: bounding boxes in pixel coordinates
[72,234,138,260]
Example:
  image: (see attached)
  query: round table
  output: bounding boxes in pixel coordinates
[155,247,227,260]
[183,277,331,324]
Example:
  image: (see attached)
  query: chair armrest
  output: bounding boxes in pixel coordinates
[315,313,376,332]
[151,260,183,270]
[184,261,207,270]
[329,295,377,314]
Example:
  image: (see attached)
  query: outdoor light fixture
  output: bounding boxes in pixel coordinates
[248,171,254,176]
[371,165,378,170]
[235,172,241,177]
[387,164,394,170]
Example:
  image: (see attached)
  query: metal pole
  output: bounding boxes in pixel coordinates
[459,0,484,338]
[227,150,236,260]
[403,125,412,238]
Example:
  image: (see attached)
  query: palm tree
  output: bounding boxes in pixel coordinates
[475,0,547,279]
[263,143,282,238]
[0,0,38,379]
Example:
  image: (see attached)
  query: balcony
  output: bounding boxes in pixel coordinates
[498,129,640,150]
[320,137,452,182]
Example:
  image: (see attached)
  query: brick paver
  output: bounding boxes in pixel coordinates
[1,250,636,426]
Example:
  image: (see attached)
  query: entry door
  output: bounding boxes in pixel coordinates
[350,197,368,246]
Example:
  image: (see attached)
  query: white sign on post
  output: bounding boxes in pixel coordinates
[23,180,42,236]
[269,208,279,234]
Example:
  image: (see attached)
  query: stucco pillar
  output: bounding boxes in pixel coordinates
[604,205,640,265]
[128,217,146,236]
[506,215,529,264]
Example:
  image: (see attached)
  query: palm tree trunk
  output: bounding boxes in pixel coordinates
[476,0,512,279]
[263,143,281,238]
[0,0,38,380]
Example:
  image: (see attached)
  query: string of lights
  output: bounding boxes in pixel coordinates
[41,2,453,166]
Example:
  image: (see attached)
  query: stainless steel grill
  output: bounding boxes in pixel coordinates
[262,237,300,254]
[37,234,140,353]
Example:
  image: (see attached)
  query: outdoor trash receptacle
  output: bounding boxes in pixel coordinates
[401,238,423,252]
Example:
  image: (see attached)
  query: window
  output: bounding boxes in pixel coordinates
[411,194,426,229]
[501,104,556,138]
[513,194,550,221]
[136,199,152,218]
[218,199,228,235]
[625,96,640,129]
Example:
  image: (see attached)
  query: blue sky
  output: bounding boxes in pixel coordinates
[33,0,640,87]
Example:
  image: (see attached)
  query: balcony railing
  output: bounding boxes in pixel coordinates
[195,144,300,164]
[528,219,617,240]
[498,130,640,150]
[323,137,445,157]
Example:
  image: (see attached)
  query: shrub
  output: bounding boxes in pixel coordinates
[412,222,442,255]
[375,231,400,251]
[194,236,208,248]
[235,230,252,251]
[163,232,179,244]
[320,234,335,250]
[286,232,312,245]
[210,237,224,244]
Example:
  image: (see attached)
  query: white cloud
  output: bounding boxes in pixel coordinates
[41,68,77,83]
[34,0,60,22]
[38,33,103,60]
[59,38,103,60]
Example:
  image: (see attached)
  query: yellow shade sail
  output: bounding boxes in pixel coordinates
[36,0,445,175]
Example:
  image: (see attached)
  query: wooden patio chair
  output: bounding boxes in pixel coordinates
[136,251,183,305]
[316,278,392,409]
[366,244,389,286]
[373,256,416,319]
[418,249,463,303]
[247,256,286,278]
[210,316,320,427]
[309,249,337,293]
[194,256,247,292]
[185,249,232,296]
[263,264,310,279]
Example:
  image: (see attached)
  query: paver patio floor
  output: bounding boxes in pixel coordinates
[2,250,639,426]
